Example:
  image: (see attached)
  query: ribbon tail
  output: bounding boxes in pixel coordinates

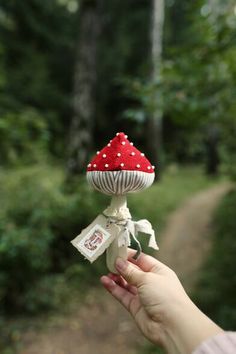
[126,220,142,259]
[135,219,159,250]
[131,232,142,260]
[148,229,159,250]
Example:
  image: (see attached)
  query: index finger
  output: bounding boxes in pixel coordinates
[128,248,167,273]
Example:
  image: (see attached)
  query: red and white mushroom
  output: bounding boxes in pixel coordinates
[86,132,156,273]
[87,132,155,194]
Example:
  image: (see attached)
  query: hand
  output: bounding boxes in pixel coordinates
[101,249,222,354]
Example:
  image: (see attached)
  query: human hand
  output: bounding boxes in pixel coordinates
[101,249,222,354]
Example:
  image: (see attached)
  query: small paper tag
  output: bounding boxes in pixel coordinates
[71,222,115,263]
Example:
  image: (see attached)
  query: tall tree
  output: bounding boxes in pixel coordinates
[147,0,165,178]
[67,0,101,176]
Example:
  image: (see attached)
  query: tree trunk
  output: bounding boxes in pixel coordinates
[67,0,101,177]
[147,0,165,179]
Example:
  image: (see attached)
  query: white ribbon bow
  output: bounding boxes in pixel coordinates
[118,219,159,256]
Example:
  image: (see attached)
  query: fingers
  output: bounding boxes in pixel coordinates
[115,257,145,287]
[127,248,167,274]
[100,275,136,313]
[107,273,137,295]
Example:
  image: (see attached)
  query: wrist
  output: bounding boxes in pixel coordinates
[161,298,223,354]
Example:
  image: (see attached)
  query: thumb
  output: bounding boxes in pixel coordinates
[115,257,145,287]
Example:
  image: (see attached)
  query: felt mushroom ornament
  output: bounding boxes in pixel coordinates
[71,132,158,273]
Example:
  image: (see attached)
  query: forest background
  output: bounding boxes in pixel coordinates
[0,0,236,353]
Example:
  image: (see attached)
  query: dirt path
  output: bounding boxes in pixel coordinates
[157,182,231,292]
[19,182,231,354]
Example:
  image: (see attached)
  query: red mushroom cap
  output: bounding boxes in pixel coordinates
[87,132,155,173]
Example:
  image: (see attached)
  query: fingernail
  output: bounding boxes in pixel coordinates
[116,257,127,272]
[100,276,114,287]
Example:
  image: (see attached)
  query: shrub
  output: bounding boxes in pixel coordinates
[0,165,106,314]
[0,108,50,165]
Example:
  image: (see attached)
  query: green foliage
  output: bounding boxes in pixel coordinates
[0,108,50,164]
[0,2,235,352]
[194,188,236,329]
[122,1,236,167]
[0,165,214,316]
[0,0,235,169]
[0,0,78,160]
[0,0,234,171]
[0,165,106,313]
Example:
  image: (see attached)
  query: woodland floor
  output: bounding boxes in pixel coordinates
[18,182,231,354]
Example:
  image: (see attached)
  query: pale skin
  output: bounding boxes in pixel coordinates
[100,249,223,354]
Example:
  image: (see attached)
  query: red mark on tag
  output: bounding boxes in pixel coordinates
[84,230,103,251]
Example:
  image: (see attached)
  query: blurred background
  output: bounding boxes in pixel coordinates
[0,0,236,353]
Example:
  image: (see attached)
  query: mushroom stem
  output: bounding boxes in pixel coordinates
[105,195,130,273]
[106,195,128,214]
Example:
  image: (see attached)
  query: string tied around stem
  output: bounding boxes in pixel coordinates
[103,214,159,260]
